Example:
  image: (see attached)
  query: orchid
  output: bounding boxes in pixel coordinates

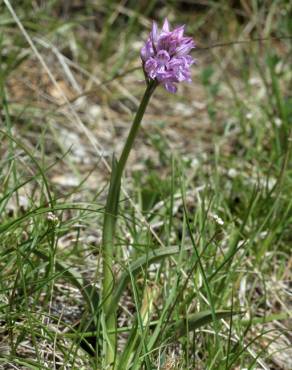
[141,18,196,93]
[101,19,196,368]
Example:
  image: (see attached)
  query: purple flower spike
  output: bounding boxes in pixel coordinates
[141,18,196,93]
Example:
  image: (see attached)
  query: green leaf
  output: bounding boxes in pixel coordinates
[109,245,193,318]
[34,250,99,317]
[171,310,242,338]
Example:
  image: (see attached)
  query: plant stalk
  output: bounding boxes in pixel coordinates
[102,80,157,368]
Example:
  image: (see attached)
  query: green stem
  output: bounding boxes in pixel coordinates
[102,80,157,368]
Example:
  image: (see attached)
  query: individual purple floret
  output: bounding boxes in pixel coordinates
[141,18,196,93]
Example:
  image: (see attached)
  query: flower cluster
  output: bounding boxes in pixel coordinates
[141,18,196,93]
